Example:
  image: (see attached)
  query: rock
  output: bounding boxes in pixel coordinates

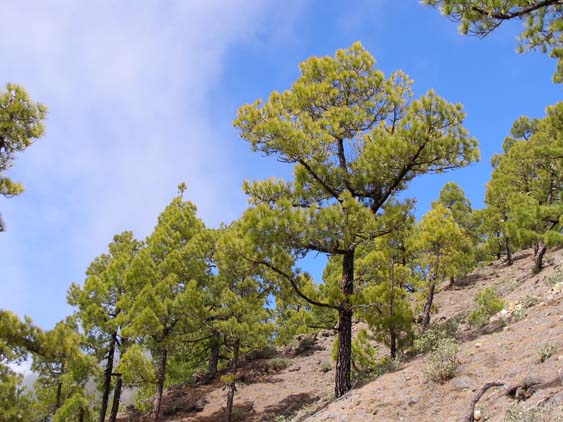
[475,343,482,348]
[474,408,482,420]
[193,398,208,412]
[288,365,301,372]
[407,397,418,406]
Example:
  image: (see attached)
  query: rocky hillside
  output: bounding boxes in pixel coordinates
[131,248,563,422]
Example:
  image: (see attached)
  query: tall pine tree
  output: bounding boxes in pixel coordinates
[234,42,478,396]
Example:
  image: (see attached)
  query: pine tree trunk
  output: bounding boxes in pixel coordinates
[108,374,122,422]
[505,237,513,266]
[534,243,547,273]
[421,283,436,332]
[225,339,240,422]
[55,381,63,411]
[389,328,397,360]
[389,261,397,359]
[448,276,455,289]
[99,332,117,422]
[207,330,221,381]
[335,251,354,398]
[55,361,65,412]
[149,348,168,422]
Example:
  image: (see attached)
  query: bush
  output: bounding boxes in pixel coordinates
[319,362,332,373]
[231,408,250,422]
[522,294,541,309]
[291,334,317,355]
[267,357,291,371]
[423,338,460,383]
[505,403,563,422]
[468,288,505,327]
[537,343,558,363]
[372,356,400,377]
[332,330,400,382]
[546,272,563,286]
[413,319,459,354]
[245,345,278,360]
[511,295,541,322]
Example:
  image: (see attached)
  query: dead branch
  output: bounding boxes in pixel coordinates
[464,381,505,422]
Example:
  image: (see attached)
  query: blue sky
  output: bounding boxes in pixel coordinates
[0,0,560,330]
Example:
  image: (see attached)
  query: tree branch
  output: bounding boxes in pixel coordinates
[470,1,562,21]
[464,381,505,422]
[244,257,338,310]
[297,158,342,202]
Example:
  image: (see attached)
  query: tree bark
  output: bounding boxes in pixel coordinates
[149,348,168,422]
[99,332,117,422]
[225,339,240,422]
[389,328,397,360]
[389,259,397,359]
[505,237,513,266]
[335,250,354,398]
[108,374,122,422]
[448,275,455,289]
[207,330,221,381]
[534,243,547,273]
[54,361,65,412]
[55,380,63,412]
[421,282,436,332]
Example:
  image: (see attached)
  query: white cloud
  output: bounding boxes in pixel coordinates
[0,0,304,328]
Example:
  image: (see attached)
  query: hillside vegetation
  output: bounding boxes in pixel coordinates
[115,248,563,422]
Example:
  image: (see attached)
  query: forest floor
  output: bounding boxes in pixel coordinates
[122,247,563,421]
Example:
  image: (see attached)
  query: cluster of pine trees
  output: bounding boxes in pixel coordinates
[2,2,563,421]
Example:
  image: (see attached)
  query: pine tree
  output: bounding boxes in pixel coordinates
[432,182,478,285]
[355,207,416,359]
[234,42,478,397]
[487,103,563,272]
[0,83,47,231]
[0,312,95,422]
[213,225,273,422]
[121,190,208,421]
[67,231,142,422]
[0,311,41,422]
[423,0,563,83]
[30,319,95,422]
[409,204,474,331]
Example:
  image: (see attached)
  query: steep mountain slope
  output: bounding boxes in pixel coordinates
[308,248,563,422]
[125,248,563,421]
